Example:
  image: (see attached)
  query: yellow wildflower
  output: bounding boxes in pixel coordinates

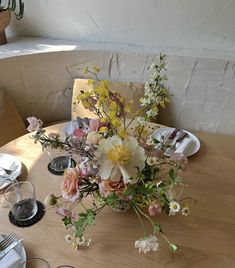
[111,117,122,128]
[87,79,95,85]
[93,66,100,73]
[99,127,108,133]
[118,128,128,139]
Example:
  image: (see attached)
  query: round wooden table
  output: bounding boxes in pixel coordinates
[0,123,235,267]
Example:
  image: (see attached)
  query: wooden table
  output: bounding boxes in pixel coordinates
[0,123,235,268]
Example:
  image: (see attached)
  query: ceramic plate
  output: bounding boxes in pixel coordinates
[0,154,22,190]
[152,127,200,157]
[0,235,26,268]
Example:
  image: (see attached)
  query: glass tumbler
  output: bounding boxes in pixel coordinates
[4,182,38,221]
[22,257,51,268]
[46,148,72,172]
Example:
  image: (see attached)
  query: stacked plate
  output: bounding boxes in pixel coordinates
[152,127,200,157]
[0,235,26,268]
[0,154,22,190]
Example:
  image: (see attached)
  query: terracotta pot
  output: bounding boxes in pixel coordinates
[0,10,11,45]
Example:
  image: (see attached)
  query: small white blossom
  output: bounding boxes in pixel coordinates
[135,235,159,254]
[136,116,146,126]
[76,236,91,247]
[65,234,73,243]
[140,97,151,106]
[146,137,155,146]
[156,181,163,187]
[169,201,180,214]
[147,156,158,166]
[182,207,190,216]
[146,109,158,117]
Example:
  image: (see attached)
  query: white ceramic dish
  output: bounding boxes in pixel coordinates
[152,127,200,157]
[0,154,22,190]
[0,235,26,268]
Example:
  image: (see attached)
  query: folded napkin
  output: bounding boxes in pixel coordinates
[0,235,22,268]
[175,137,194,155]
[0,155,15,170]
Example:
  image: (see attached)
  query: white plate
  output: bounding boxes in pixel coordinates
[152,127,200,157]
[0,154,22,190]
[0,235,26,268]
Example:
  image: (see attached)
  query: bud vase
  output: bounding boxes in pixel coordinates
[109,200,131,213]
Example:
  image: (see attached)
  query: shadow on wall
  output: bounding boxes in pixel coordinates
[0,50,235,135]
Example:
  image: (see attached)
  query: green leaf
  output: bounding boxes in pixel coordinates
[74,209,95,238]
[153,224,162,233]
[105,192,119,206]
[123,185,136,197]
[62,216,72,227]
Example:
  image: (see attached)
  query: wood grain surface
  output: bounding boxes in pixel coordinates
[0,123,235,268]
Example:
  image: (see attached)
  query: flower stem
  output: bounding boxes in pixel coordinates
[132,204,147,236]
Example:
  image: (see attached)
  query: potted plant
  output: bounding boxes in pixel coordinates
[0,0,24,45]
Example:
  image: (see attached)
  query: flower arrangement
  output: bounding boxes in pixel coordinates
[27,54,191,254]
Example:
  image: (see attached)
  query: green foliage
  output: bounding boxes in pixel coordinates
[105,192,119,206]
[74,209,95,238]
[62,216,72,227]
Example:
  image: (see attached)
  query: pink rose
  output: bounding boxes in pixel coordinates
[61,168,80,202]
[89,119,102,131]
[99,178,127,197]
[27,116,43,132]
[73,128,85,139]
[148,201,162,216]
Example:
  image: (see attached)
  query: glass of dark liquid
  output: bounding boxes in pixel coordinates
[4,182,38,221]
[46,148,72,173]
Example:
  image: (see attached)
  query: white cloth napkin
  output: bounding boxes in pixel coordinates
[0,235,22,268]
[0,155,15,170]
[175,137,194,155]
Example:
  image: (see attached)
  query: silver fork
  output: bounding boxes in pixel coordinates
[0,233,16,251]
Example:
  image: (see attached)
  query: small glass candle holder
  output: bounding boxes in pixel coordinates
[46,148,72,173]
[4,182,38,221]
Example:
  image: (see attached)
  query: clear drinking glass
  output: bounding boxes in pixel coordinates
[46,148,72,172]
[4,182,38,221]
[22,257,51,268]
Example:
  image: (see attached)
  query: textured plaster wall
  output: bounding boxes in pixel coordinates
[2,1,235,134]
[9,0,235,52]
[0,50,235,135]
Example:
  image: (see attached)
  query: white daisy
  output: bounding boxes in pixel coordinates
[95,135,145,184]
[146,156,158,166]
[182,207,190,216]
[169,201,180,214]
[65,234,73,243]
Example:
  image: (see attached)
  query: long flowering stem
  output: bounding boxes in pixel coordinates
[132,204,147,236]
